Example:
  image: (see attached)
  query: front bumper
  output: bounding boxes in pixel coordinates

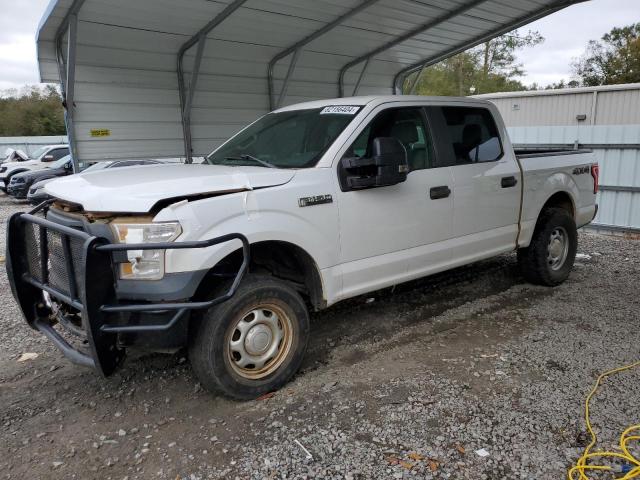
[6,202,249,375]
[27,190,50,205]
[7,183,28,198]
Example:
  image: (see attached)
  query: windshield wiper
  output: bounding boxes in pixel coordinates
[224,154,276,169]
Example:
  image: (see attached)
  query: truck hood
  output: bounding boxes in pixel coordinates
[44,164,296,212]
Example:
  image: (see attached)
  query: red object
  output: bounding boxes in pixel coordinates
[591,163,599,194]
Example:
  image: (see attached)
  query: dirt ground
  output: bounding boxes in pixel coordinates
[1,195,639,480]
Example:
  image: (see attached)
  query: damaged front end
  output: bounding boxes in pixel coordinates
[6,201,249,375]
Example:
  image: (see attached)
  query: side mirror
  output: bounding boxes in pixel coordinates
[339,137,408,191]
[42,154,55,162]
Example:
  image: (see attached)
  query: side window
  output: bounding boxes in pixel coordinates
[350,125,370,158]
[344,108,435,171]
[438,107,503,164]
[50,148,70,161]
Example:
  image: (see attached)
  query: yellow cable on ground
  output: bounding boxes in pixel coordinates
[568,360,640,480]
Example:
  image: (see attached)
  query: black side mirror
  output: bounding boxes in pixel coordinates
[42,154,55,162]
[339,137,408,191]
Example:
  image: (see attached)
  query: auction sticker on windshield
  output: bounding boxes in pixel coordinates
[320,106,360,115]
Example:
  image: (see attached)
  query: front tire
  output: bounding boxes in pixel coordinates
[189,274,310,400]
[517,207,577,286]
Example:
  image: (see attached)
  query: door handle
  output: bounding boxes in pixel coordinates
[501,176,518,188]
[430,185,451,200]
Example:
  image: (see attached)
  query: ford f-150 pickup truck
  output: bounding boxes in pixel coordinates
[7,96,598,399]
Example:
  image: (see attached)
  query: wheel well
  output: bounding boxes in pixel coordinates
[194,241,325,311]
[541,192,574,218]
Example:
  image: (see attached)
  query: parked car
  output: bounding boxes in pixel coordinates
[0,144,69,191]
[7,96,598,400]
[25,178,57,205]
[7,155,73,200]
[81,158,165,173]
[26,158,167,205]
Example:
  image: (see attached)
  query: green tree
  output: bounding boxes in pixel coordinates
[407,30,544,96]
[0,85,66,136]
[573,23,640,86]
[477,30,543,93]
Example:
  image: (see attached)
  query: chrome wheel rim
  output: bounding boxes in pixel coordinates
[547,226,569,271]
[226,304,293,380]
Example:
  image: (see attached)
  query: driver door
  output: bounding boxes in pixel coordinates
[334,105,454,299]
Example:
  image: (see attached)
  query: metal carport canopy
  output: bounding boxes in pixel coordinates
[36,0,586,166]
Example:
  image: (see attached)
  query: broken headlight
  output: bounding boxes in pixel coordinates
[111,221,182,280]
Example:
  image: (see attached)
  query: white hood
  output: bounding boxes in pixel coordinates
[44,164,296,212]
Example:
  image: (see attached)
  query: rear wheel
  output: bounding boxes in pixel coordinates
[517,207,577,286]
[189,274,309,400]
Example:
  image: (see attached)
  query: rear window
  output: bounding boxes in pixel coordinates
[437,107,503,164]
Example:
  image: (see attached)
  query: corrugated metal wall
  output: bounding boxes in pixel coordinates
[38,0,579,162]
[593,88,640,125]
[493,92,594,126]
[477,84,640,233]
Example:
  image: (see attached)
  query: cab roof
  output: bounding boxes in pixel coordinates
[275,95,493,112]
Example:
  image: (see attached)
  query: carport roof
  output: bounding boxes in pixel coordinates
[36,0,586,164]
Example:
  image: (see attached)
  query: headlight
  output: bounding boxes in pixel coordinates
[111,221,181,280]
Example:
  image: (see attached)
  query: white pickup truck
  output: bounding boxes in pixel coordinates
[7,96,598,399]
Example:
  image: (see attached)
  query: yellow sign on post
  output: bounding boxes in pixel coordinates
[90,129,111,137]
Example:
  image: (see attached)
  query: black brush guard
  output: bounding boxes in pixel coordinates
[6,203,249,376]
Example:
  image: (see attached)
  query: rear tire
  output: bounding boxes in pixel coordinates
[189,274,309,400]
[517,207,577,286]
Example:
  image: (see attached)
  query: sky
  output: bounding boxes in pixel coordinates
[514,0,640,86]
[0,0,638,91]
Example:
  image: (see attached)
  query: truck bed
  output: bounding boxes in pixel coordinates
[516,148,597,249]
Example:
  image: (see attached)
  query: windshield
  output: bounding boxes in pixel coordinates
[49,155,71,169]
[29,146,49,160]
[206,106,361,169]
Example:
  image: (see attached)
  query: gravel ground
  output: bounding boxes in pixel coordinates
[0,194,639,480]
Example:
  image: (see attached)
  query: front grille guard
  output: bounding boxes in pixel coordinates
[6,201,249,376]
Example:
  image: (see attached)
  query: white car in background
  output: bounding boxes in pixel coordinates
[0,144,69,191]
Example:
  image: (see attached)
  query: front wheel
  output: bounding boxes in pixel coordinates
[189,275,310,400]
[517,207,577,286]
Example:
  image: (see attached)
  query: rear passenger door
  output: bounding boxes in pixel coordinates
[427,105,520,264]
